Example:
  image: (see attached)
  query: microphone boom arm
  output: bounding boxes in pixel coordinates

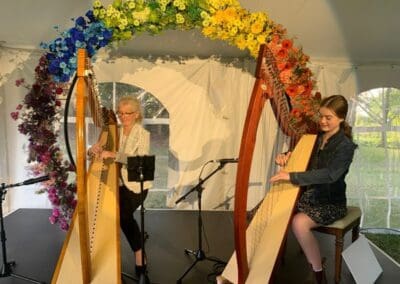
[175,163,227,205]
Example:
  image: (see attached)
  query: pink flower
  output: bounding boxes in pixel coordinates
[52,208,60,217]
[15,78,25,87]
[10,112,19,120]
[49,215,57,224]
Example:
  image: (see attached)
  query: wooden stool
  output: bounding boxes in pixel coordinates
[313,206,362,283]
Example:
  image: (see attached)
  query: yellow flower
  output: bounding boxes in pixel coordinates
[202,26,215,36]
[202,19,210,27]
[93,0,102,9]
[246,33,254,41]
[235,35,247,50]
[200,11,209,19]
[229,26,238,36]
[250,22,263,34]
[133,19,140,26]
[132,7,151,23]
[127,1,135,9]
[176,13,185,24]
[257,34,266,44]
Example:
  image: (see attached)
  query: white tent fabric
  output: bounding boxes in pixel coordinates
[1,47,400,229]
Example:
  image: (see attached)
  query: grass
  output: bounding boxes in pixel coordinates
[364,233,400,264]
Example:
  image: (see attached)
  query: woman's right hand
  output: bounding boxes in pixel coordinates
[275,151,291,167]
[88,143,103,158]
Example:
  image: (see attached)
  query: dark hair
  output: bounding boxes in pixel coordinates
[320,95,353,139]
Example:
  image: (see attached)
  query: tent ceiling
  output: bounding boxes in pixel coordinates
[1,0,399,64]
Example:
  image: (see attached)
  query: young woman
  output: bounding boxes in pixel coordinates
[270,95,357,283]
[89,95,151,275]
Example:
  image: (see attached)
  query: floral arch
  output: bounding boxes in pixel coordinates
[11,0,320,230]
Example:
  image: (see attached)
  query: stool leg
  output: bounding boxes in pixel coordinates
[352,222,360,242]
[334,233,344,284]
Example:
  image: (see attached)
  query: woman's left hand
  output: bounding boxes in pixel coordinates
[270,170,290,183]
[100,150,116,160]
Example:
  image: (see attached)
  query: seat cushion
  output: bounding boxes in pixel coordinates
[324,206,362,229]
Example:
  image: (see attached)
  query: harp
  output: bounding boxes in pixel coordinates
[51,49,121,284]
[222,45,317,283]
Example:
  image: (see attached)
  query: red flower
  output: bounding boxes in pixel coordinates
[56,87,64,94]
[277,48,288,59]
[281,39,293,49]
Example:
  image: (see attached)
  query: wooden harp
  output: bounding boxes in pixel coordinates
[222,44,317,283]
[51,49,121,284]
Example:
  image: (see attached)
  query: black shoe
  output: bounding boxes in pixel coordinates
[135,264,147,276]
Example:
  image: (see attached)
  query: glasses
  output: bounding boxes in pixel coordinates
[116,111,136,117]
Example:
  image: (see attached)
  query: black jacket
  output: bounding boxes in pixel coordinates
[289,129,357,205]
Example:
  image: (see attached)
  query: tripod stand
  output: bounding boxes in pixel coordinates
[175,162,229,283]
[1,177,49,284]
[125,155,155,284]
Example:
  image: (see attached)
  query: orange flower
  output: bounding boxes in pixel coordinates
[281,39,293,49]
[277,62,287,71]
[286,85,298,97]
[277,48,288,59]
[291,108,302,118]
[279,69,292,84]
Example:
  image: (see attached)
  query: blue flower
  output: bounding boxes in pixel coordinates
[41,10,113,82]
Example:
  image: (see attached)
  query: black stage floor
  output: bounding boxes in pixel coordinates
[0,209,399,284]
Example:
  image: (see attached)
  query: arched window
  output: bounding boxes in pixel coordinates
[347,87,400,229]
[61,82,170,209]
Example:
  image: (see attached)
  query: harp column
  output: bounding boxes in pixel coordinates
[76,48,91,283]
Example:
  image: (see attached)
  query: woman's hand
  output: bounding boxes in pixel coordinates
[270,170,290,183]
[88,143,102,158]
[100,150,116,160]
[275,151,291,167]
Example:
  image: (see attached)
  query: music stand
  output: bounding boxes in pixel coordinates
[126,155,155,284]
[175,162,228,284]
[0,177,48,284]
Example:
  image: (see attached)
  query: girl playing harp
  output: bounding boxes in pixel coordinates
[270,95,357,284]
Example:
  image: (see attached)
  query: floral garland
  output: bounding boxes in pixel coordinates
[11,0,320,230]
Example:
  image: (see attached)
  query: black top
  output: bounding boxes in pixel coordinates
[289,129,357,205]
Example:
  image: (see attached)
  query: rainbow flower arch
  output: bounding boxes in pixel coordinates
[11,0,320,230]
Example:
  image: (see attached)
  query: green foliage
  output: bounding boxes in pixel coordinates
[364,233,400,264]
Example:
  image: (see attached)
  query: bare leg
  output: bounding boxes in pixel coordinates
[291,212,322,271]
[135,249,145,266]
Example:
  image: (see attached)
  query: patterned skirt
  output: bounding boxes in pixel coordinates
[297,189,347,225]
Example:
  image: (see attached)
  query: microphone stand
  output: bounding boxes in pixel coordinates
[175,162,227,284]
[0,179,47,284]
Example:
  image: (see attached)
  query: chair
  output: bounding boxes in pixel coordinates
[313,206,362,283]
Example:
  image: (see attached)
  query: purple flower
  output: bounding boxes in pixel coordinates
[12,9,115,230]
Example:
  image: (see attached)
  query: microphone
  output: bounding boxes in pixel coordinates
[211,158,239,164]
[22,175,50,185]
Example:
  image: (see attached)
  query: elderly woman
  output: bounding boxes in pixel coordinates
[90,95,151,275]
